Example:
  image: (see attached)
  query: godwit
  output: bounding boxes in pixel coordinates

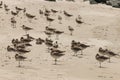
[15,54,27,67]
[95,54,109,68]
[68,26,74,35]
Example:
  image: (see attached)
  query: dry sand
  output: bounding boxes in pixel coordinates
[0,0,120,80]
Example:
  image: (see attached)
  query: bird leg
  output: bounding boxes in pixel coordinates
[54,58,57,65]
[109,57,111,63]
[81,50,83,55]
[70,31,73,36]
[99,62,101,68]
[59,20,62,24]
[18,60,21,67]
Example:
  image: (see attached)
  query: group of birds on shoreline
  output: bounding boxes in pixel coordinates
[0,1,119,68]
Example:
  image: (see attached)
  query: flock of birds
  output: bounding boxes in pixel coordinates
[0,1,119,68]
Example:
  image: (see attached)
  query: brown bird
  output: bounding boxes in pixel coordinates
[51,9,58,13]
[54,30,64,40]
[26,13,35,19]
[11,17,16,28]
[21,25,33,34]
[95,54,109,68]
[46,16,54,26]
[50,48,65,65]
[68,26,74,35]
[45,26,56,32]
[15,54,27,67]
[76,18,83,24]
[11,11,19,16]
[58,15,62,24]
[44,31,53,38]
[15,6,23,11]
[63,11,73,17]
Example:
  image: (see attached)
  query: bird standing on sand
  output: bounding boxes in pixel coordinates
[95,54,109,68]
[68,26,74,36]
[21,25,33,34]
[15,54,27,67]
[46,16,54,26]
[50,48,65,65]
[58,15,62,24]
[54,30,64,40]
[11,17,16,28]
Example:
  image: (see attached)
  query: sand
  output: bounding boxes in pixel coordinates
[0,0,120,80]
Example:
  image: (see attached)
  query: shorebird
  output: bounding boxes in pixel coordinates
[44,31,53,38]
[71,45,82,56]
[21,25,33,34]
[20,37,33,43]
[58,15,62,24]
[4,4,8,9]
[26,13,35,19]
[15,6,23,11]
[53,41,59,48]
[36,38,44,45]
[68,26,74,35]
[46,16,54,26]
[45,38,53,52]
[51,9,58,13]
[39,9,44,17]
[63,11,73,17]
[15,54,27,67]
[54,30,64,40]
[76,18,83,25]
[106,50,120,63]
[25,13,35,22]
[71,40,78,46]
[78,43,90,55]
[11,17,16,28]
[11,11,19,16]
[50,48,65,65]
[7,45,16,52]
[95,54,109,68]
[98,47,108,55]
[45,26,56,32]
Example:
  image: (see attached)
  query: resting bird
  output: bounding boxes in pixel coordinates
[95,54,109,68]
[63,11,73,17]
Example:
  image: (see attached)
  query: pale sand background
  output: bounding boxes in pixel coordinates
[0,0,120,80]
